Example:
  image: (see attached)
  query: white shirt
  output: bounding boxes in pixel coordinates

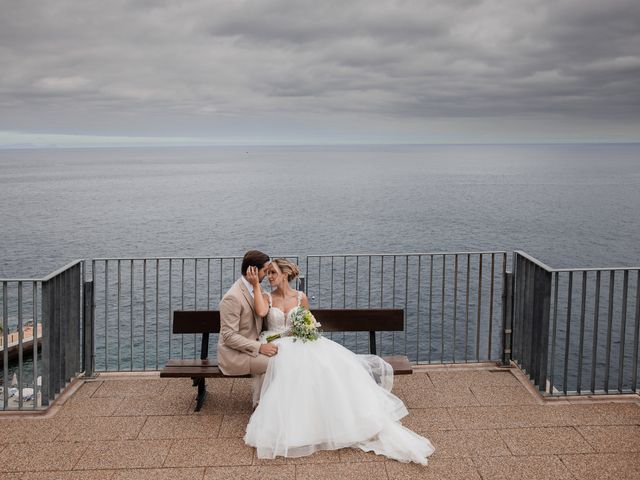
[241,276,254,298]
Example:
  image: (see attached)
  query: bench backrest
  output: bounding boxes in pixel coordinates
[172,308,404,355]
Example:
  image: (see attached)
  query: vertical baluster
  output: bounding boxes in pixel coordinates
[617,270,629,392]
[604,271,615,393]
[168,259,173,358]
[476,254,483,362]
[464,254,470,362]
[181,259,185,359]
[355,256,359,353]
[392,255,396,353]
[404,255,409,356]
[562,271,573,394]
[488,253,495,359]
[590,271,601,393]
[429,255,434,363]
[18,282,23,408]
[577,271,587,393]
[155,259,159,369]
[207,258,211,309]
[441,255,446,363]
[453,255,459,363]
[143,259,147,369]
[631,270,640,392]
[194,259,198,358]
[33,281,38,409]
[343,256,346,345]
[416,256,422,363]
[130,260,134,371]
[104,261,108,370]
[2,283,8,409]
[117,260,121,371]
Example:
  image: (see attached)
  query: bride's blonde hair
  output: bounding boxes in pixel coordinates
[273,258,300,281]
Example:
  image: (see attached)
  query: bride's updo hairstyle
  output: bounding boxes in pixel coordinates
[273,258,300,281]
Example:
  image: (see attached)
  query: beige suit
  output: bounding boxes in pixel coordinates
[218,278,269,376]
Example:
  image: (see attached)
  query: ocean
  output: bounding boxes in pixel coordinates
[2,143,639,278]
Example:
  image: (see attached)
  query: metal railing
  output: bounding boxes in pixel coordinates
[306,252,508,363]
[88,252,507,371]
[0,260,84,410]
[3,249,638,411]
[512,251,640,396]
[89,256,299,372]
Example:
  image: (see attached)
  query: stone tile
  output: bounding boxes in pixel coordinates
[112,393,193,416]
[449,405,559,430]
[57,415,147,441]
[22,471,115,480]
[429,370,521,388]
[297,461,388,480]
[576,425,640,453]
[0,416,71,442]
[398,386,479,408]
[393,372,432,390]
[473,455,575,480]
[111,467,205,480]
[164,438,254,467]
[74,440,172,470]
[0,474,25,480]
[0,442,88,472]
[139,414,222,439]
[429,429,510,458]
[192,390,253,414]
[218,413,250,438]
[386,457,481,479]
[560,453,640,480]
[59,396,124,417]
[470,385,539,406]
[252,449,341,465]
[402,408,456,432]
[499,426,594,455]
[560,403,640,426]
[204,465,295,480]
[338,447,386,462]
[164,377,233,396]
[92,379,169,398]
[72,380,104,398]
[231,377,254,394]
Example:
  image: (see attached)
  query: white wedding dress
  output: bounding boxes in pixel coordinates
[244,292,435,464]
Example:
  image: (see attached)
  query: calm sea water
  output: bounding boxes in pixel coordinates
[1,143,639,277]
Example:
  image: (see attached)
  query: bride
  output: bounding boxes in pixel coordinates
[243,258,435,464]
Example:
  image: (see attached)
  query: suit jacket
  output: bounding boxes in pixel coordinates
[217,278,263,375]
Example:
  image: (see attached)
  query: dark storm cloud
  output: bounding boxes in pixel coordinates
[0,0,638,143]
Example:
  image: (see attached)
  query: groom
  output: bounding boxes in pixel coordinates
[218,250,277,377]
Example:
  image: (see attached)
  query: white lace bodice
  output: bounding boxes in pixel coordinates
[265,291,303,333]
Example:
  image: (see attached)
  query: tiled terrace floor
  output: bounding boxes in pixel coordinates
[1,364,639,479]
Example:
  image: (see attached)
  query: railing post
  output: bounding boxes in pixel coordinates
[298,276,306,294]
[502,271,513,366]
[83,281,95,378]
[41,278,51,406]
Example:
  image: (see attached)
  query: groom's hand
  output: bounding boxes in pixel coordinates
[259,343,278,357]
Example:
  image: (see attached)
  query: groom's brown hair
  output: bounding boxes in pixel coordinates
[241,250,270,275]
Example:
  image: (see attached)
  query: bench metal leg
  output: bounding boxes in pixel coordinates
[194,378,206,412]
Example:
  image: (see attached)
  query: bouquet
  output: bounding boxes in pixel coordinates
[266,306,322,343]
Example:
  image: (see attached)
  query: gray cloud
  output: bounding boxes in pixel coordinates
[0,0,639,144]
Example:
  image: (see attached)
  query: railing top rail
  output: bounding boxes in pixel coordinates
[514,250,554,272]
[307,251,508,258]
[91,255,299,261]
[552,266,640,272]
[0,259,83,283]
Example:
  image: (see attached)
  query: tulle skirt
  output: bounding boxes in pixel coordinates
[244,336,435,464]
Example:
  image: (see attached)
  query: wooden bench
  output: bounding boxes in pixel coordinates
[160,308,412,411]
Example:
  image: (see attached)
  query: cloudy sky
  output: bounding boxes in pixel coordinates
[1,0,639,146]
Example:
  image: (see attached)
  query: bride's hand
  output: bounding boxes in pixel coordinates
[246,266,260,288]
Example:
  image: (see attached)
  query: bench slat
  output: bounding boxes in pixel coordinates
[172,309,404,334]
[383,355,413,375]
